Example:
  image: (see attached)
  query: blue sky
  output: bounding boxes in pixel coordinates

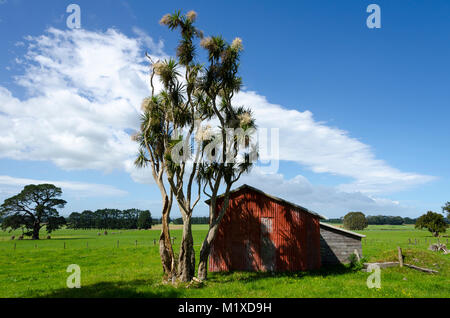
[0,0,449,218]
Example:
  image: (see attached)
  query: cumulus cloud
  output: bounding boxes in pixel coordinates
[0,175,127,198]
[236,168,417,217]
[0,27,435,216]
[235,91,436,194]
[0,28,165,178]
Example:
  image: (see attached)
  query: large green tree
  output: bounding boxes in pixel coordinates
[0,184,67,240]
[343,212,368,231]
[415,211,448,237]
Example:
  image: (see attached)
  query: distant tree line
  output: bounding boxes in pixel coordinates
[147,216,209,225]
[323,215,418,225]
[172,216,209,225]
[67,209,152,230]
[367,215,414,225]
[322,218,343,224]
[328,209,448,236]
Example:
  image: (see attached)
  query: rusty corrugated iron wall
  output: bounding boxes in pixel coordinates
[209,186,322,272]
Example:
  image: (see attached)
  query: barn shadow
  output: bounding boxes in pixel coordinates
[319,234,342,265]
[37,280,181,298]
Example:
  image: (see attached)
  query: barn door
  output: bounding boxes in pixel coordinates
[260,217,275,271]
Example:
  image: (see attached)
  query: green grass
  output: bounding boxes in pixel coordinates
[0,225,448,298]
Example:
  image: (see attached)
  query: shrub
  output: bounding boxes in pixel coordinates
[343,212,368,230]
[415,211,448,237]
[348,253,367,271]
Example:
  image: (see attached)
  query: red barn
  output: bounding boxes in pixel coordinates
[207,184,326,272]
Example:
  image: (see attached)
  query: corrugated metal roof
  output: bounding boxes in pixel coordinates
[319,222,366,238]
[205,184,327,220]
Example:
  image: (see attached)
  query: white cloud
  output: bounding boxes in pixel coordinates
[0,28,164,179]
[123,158,155,185]
[0,26,435,215]
[0,175,127,198]
[235,91,436,194]
[236,168,419,217]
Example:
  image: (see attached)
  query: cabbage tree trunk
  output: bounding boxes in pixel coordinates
[159,194,175,279]
[177,214,195,282]
[198,189,231,281]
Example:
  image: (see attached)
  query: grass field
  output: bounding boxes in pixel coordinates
[0,224,448,298]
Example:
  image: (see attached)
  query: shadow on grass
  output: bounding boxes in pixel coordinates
[44,237,97,241]
[208,264,356,283]
[38,279,181,298]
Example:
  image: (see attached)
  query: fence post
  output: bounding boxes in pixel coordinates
[353,249,360,262]
[397,246,403,267]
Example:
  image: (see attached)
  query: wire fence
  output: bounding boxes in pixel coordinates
[1,236,212,252]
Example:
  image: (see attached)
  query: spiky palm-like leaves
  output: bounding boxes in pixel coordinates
[146,10,257,281]
[133,93,176,279]
[154,59,181,90]
[134,147,148,168]
[161,10,203,67]
[153,10,209,282]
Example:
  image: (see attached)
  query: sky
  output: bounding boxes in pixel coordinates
[0,0,449,218]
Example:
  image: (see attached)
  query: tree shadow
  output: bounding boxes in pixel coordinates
[38,279,182,298]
